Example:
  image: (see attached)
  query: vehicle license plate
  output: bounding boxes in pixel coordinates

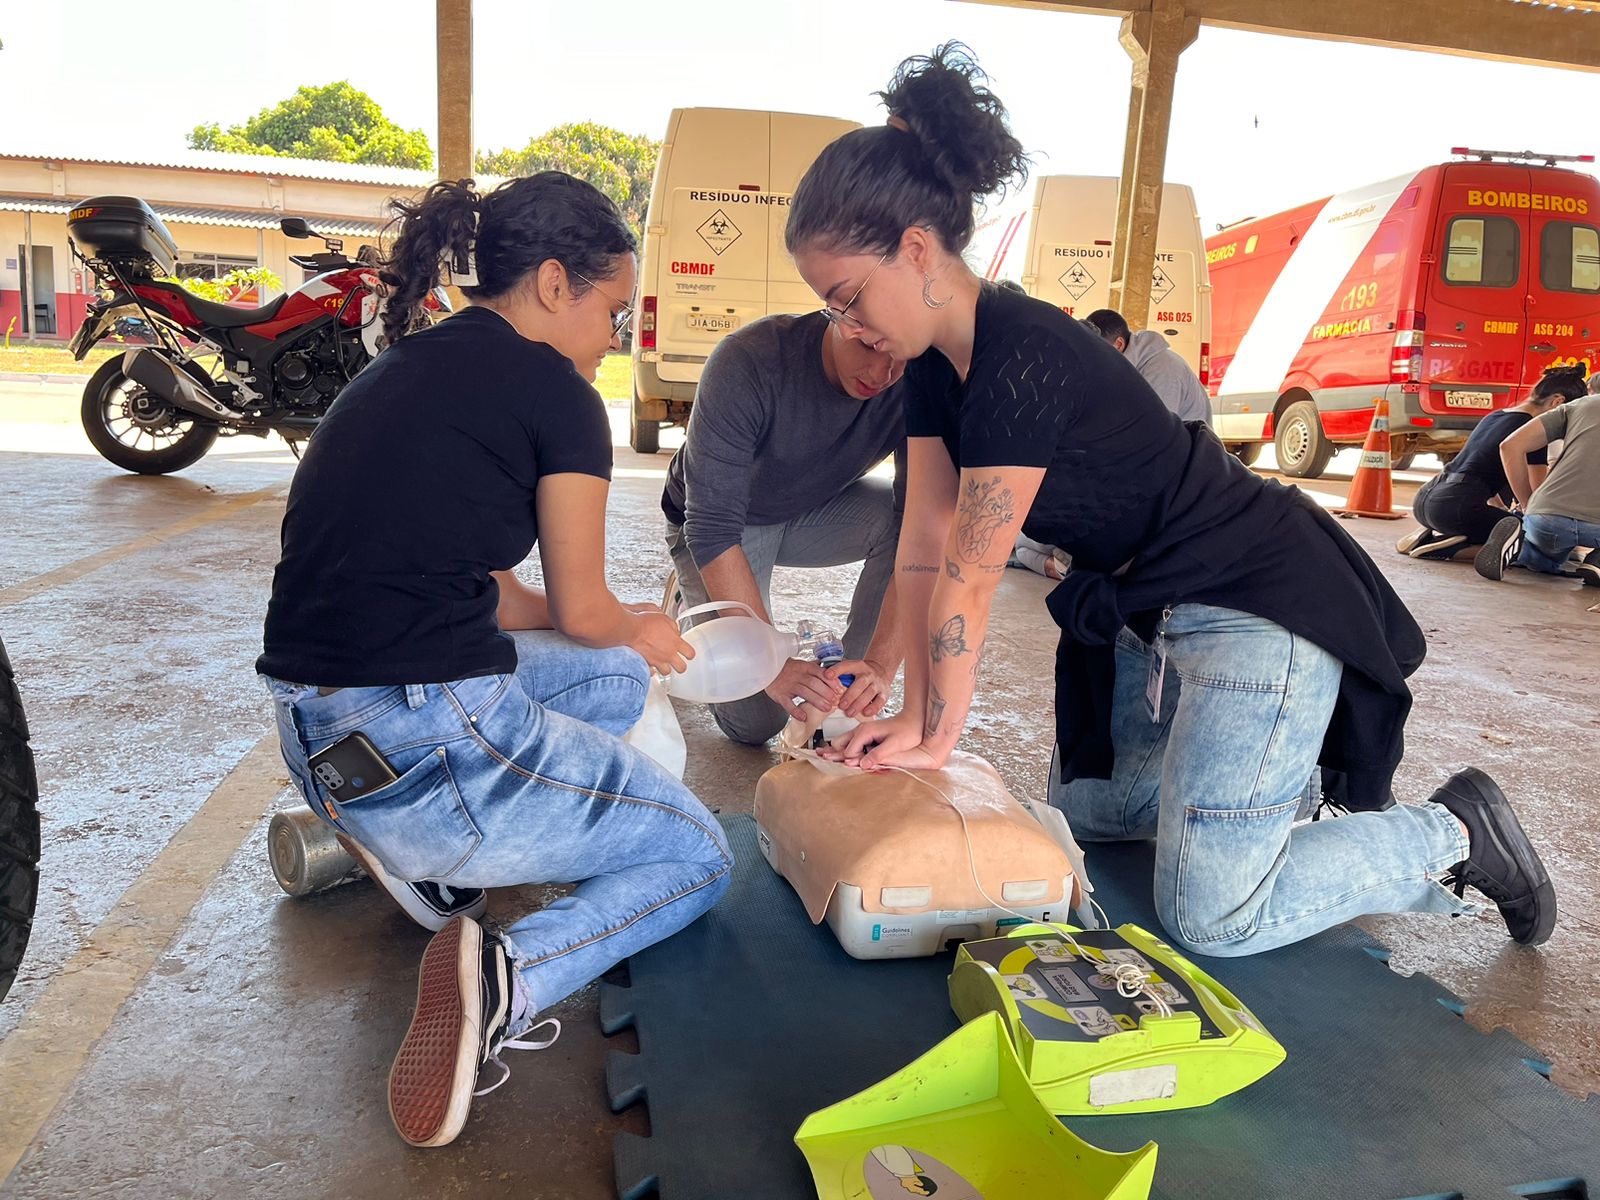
[687,313,737,333]
[1444,390,1495,409]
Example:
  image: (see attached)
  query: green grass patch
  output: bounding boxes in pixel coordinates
[596,352,631,406]
[0,344,119,376]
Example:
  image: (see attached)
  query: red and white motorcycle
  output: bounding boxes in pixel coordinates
[66,196,444,474]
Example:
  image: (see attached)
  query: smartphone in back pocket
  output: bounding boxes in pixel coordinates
[307,732,399,803]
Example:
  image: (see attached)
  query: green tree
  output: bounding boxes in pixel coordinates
[476,123,660,243]
[187,82,433,170]
[173,267,284,304]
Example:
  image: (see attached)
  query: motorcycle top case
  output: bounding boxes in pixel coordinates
[68,196,178,277]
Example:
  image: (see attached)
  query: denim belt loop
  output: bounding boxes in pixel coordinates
[406,684,428,710]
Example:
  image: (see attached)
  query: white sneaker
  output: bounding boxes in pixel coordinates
[336,834,486,932]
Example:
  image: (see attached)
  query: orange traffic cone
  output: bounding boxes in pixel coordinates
[1334,397,1404,521]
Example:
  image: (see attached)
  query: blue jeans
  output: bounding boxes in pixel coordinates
[1053,604,1472,957]
[1519,512,1600,573]
[263,629,733,1017]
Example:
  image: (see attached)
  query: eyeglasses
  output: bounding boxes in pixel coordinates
[819,252,892,331]
[573,271,636,337]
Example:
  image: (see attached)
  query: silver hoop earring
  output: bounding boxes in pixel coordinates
[922,272,949,309]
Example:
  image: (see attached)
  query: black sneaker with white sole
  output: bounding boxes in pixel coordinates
[337,834,486,932]
[1431,768,1556,946]
[1473,516,1523,581]
[1576,560,1600,588]
[1409,533,1468,560]
[388,916,561,1148]
[1395,526,1434,555]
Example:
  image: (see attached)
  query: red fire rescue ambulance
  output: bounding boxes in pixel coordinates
[1206,149,1599,477]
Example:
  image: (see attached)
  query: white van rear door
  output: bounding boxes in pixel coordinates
[654,110,773,385]
[1032,242,1116,318]
[657,187,771,383]
[1147,248,1202,373]
[765,113,860,317]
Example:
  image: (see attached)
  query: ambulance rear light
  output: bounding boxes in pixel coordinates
[1413,417,1434,427]
[1392,314,1424,383]
[640,296,657,350]
[1199,341,1211,386]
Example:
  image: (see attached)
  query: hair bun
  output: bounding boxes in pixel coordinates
[877,42,1029,201]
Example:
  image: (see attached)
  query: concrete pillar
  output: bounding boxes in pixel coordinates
[1109,0,1197,330]
[22,212,35,340]
[435,0,474,181]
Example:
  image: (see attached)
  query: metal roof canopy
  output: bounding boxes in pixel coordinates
[963,0,1600,70]
[0,194,387,239]
[960,0,1600,329]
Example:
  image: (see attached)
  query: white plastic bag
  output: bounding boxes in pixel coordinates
[622,678,687,779]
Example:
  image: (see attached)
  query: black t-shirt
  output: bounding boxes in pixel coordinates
[1441,408,1548,501]
[906,284,1425,811]
[257,307,612,687]
[906,284,1191,572]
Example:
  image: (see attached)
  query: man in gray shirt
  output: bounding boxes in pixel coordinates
[1083,308,1212,426]
[661,312,907,744]
[1476,383,1600,586]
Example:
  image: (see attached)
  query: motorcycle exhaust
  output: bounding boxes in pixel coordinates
[122,348,235,421]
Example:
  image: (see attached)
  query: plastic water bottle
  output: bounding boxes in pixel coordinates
[664,603,844,704]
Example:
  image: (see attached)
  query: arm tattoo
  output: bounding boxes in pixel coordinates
[900,563,938,574]
[930,614,971,662]
[970,640,986,678]
[925,681,947,740]
[956,476,1017,563]
[945,558,965,583]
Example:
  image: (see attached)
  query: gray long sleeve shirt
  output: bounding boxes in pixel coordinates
[661,312,906,567]
[1124,330,1213,427]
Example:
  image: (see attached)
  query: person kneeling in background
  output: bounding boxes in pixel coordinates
[1475,366,1600,586]
[1397,365,1582,561]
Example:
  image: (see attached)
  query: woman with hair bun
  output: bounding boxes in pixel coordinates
[257,172,731,1148]
[790,44,1555,958]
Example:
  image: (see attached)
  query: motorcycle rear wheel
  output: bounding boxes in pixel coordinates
[80,357,219,475]
[0,633,40,1005]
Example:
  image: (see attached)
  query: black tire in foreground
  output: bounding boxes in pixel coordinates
[0,634,40,1004]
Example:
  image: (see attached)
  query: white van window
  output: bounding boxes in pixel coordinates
[1443,216,1519,288]
[1540,221,1600,294]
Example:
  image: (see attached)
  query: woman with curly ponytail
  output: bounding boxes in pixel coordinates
[257,172,731,1149]
[790,44,1554,957]
[1401,363,1587,560]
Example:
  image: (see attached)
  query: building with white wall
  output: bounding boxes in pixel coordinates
[0,149,451,342]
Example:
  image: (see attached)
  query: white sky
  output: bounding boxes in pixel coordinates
[5,0,1598,227]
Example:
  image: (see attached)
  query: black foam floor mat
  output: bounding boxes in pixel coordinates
[603,816,1597,1200]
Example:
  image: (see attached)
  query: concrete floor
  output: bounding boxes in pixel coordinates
[0,375,1596,1198]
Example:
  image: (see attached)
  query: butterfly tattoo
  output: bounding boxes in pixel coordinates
[930,614,971,663]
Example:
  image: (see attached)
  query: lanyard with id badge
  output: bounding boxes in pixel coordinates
[1145,607,1173,723]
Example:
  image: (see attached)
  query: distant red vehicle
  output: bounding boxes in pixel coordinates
[65,196,445,474]
[1205,149,1599,477]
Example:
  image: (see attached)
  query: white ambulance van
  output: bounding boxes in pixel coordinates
[629,107,860,453]
[973,175,1213,379]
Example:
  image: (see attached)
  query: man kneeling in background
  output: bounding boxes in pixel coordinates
[661,310,908,743]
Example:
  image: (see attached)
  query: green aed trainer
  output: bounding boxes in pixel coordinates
[948,923,1285,1116]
